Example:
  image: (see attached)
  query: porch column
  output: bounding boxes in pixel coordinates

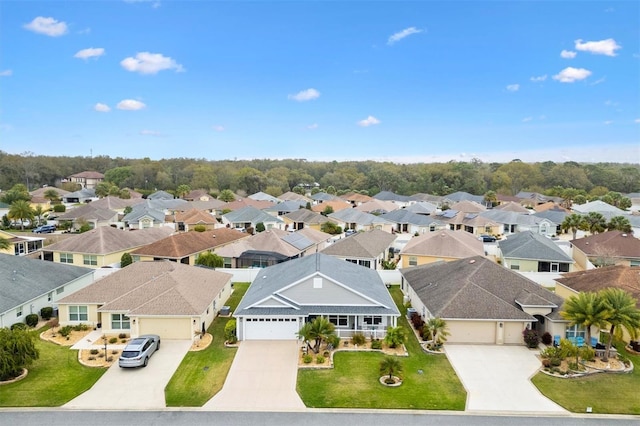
[353,316,358,333]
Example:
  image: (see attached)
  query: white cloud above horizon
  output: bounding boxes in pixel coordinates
[140,129,161,136]
[560,50,576,59]
[506,84,520,92]
[575,38,621,56]
[357,115,380,127]
[553,67,592,83]
[117,99,146,110]
[307,123,318,130]
[74,47,105,60]
[288,88,320,101]
[387,27,423,45]
[93,103,111,112]
[120,52,184,74]
[0,69,12,77]
[23,16,68,36]
[530,75,547,82]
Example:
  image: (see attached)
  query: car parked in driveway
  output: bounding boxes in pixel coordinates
[119,335,161,368]
[33,224,56,233]
[479,235,497,242]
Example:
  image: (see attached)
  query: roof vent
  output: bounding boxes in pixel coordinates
[469,259,476,264]
[622,233,628,237]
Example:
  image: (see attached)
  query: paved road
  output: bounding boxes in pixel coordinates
[63,340,191,409]
[203,340,305,411]
[445,345,566,413]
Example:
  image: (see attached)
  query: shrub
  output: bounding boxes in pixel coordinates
[316,355,325,364]
[580,346,595,362]
[53,204,66,213]
[351,333,366,346]
[328,334,341,350]
[59,325,72,338]
[47,318,59,329]
[40,306,54,320]
[568,362,580,371]
[90,349,99,355]
[73,323,89,331]
[193,225,206,232]
[112,350,118,355]
[303,354,313,364]
[541,358,551,368]
[541,332,552,345]
[98,353,104,358]
[323,351,330,357]
[25,314,39,328]
[88,356,96,361]
[121,339,127,343]
[11,322,28,331]
[118,333,127,339]
[410,312,425,329]
[371,339,383,350]
[224,319,237,343]
[522,329,540,348]
[421,328,432,341]
[109,337,118,344]
[106,356,114,362]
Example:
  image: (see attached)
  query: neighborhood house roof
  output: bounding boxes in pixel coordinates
[401,229,485,258]
[499,231,573,262]
[45,226,173,255]
[321,229,396,258]
[130,228,248,258]
[328,209,393,226]
[570,231,640,259]
[555,265,640,308]
[223,206,284,225]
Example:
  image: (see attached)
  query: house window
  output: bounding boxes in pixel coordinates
[510,262,520,270]
[223,257,232,268]
[60,253,74,264]
[358,260,371,268]
[16,306,23,317]
[409,257,417,266]
[141,218,151,229]
[328,315,348,327]
[56,286,64,294]
[14,244,25,255]
[429,225,436,232]
[132,255,140,262]
[111,313,131,330]
[631,260,640,268]
[363,316,383,325]
[565,324,585,340]
[69,305,88,321]
[346,259,357,264]
[485,226,492,233]
[48,292,53,302]
[83,255,98,266]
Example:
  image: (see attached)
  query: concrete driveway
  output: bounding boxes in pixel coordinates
[64,340,192,409]
[445,345,567,413]
[203,340,305,411]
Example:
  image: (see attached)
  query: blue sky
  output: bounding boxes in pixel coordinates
[1,1,638,164]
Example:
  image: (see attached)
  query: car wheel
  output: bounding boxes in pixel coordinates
[143,357,149,367]
[156,341,160,351]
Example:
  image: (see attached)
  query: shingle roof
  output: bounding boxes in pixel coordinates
[340,192,373,203]
[555,265,640,307]
[175,209,217,225]
[263,200,307,214]
[248,192,280,203]
[45,226,173,255]
[372,191,410,202]
[443,191,484,204]
[311,192,341,202]
[401,256,563,320]
[29,187,70,198]
[130,228,248,258]
[223,206,284,224]
[283,209,331,225]
[499,231,573,262]
[328,209,393,226]
[69,171,104,179]
[224,199,277,211]
[494,201,530,213]
[570,231,640,259]
[404,201,439,214]
[380,209,443,227]
[449,200,487,213]
[0,254,93,313]
[321,229,395,258]
[148,190,174,200]
[89,196,145,211]
[408,193,443,204]
[401,229,485,258]
[311,200,352,213]
[533,209,568,225]
[56,204,118,221]
[59,261,232,316]
[354,199,399,214]
[572,200,627,215]
[278,191,312,203]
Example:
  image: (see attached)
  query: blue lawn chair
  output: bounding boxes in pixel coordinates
[553,335,561,346]
[576,336,585,347]
[590,337,598,348]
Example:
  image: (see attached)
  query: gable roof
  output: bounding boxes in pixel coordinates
[130,228,248,258]
[248,192,280,203]
[69,171,104,179]
[499,231,573,262]
[223,205,284,224]
[283,208,331,225]
[404,201,439,215]
[401,229,485,258]
[533,209,568,225]
[58,261,232,316]
[572,200,627,215]
[443,191,484,204]
[373,191,410,203]
[449,200,487,213]
[278,191,312,203]
[311,200,352,213]
[401,256,563,320]
[354,199,399,214]
[224,198,274,211]
[45,226,173,255]
[263,200,307,214]
[340,192,373,203]
[555,265,640,307]
[235,253,399,317]
[380,209,443,227]
[56,204,118,221]
[494,201,530,214]
[0,254,93,314]
[570,231,640,259]
[175,208,217,224]
[89,196,145,211]
[148,190,174,200]
[321,229,395,258]
[328,208,393,226]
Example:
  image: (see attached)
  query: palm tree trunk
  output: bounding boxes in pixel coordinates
[602,324,615,362]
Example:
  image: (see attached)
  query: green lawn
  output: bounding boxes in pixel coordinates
[531,343,640,414]
[296,286,466,410]
[0,331,107,407]
[164,283,248,407]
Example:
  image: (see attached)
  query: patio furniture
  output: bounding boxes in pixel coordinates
[553,335,561,347]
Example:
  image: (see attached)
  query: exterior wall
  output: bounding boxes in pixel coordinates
[137,317,192,339]
[280,277,373,305]
[502,258,539,273]
[554,283,578,300]
[58,303,100,327]
[52,250,135,268]
[447,320,496,344]
[546,320,569,341]
[400,254,458,269]
[572,248,590,270]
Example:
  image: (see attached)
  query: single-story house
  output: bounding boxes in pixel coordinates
[399,229,485,268]
[282,208,332,232]
[321,229,396,270]
[328,209,394,234]
[372,191,411,208]
[234,253,400,340]
[174,208,218,232]
[57,261,233,340]
[401,256,566,344]
[0,229,44,257]
[62,188,98,204]
[55,203,119,230]
[570,230,640,269]
[0,254,95,328]
[340,192,373,207]
[498,231,575,273]
[221,206,285,232]
[379,209,446,235]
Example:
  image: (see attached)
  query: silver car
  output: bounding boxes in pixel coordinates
[118,335,161,368]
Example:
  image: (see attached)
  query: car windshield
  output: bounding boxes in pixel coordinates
[121,351,140,358]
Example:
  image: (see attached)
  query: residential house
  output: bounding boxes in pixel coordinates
[442,192,485,206]
[403,201,439,216]
[234,253,400,340]
[372,191,411,208]
[183,189,213,202]
[148,190,174,200]
[311,200,352,214]
[354,199,399,215]
[572,200,628,216]
[498,231,575,273]
[532,209,568,236]
[42,226,173,268]
[262,200,307,217]
[434,209,501,237]
[29,186,70,204]
[278,191,312,204]
[182,199,227,215]
[223,198,274,212]
[123,198,188,230]
[517,191,563,208]
[62,188,98,204]
[0,254,95,328]
[55,203,119,231]
[174,209,218,232]
[130,228,248,265]
[321,229,396,270]
[248,191,280,203]
[399,229,485,268]
[66,171,104,189]
[533,201,569,214]
[0,229,44,256]
[340,192,373,207]
[401,256,565,344]
[221,205,285,232]
[57,261,233,340]
[379,209,446,235]
[481,209,556,237]
[327,209,394,233]
[570,231,640,269]
[282,208,332,232]
[88,196,144,213]
[494,201,530,214]
[408,193,443,206]
[310,192,341,204]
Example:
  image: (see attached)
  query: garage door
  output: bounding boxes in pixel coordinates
[447,321,495,344]
[138,317,192,339]
[244,317,300,340]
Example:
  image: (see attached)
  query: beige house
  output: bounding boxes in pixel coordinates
[399,229,485,268]
[66,171,105,189]
[282,208,332,232]
[57,261,233,340]
[321,229,396,270]
[571,231,640,269]
[43,226,173,268]
[0,229,44,256]
[174,209,218,232]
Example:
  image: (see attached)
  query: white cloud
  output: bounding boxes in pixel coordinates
[522,117,533,122]
[560,50,576,59]
[307,123,318,130]
[575,38,621,56]
[530,74,547,82]
[74,47,105,60]
[93,103,111,112]
[117,99,146,110]
[635,118,640,124]
[77,27,91,35]
[387,27,423,45]
[506,84,520,92]
[590,77,606,86]
[288,88,320,102]
[140,129,161,136]
[552,67,592,83]
[357,116,380,127]
[0,69,12,77]
[604,100,619,107]
[23,17,68,37]
[120,52,184,74]
[212,125,225,132]
[604,120,613,125]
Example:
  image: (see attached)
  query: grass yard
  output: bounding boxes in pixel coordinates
[164,283,248,407]
[296,286,466,410]
[531,343,640,414]
[0,331,107,407]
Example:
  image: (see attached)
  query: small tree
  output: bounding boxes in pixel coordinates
[426,317,450,349]
[379,356,403,382]
[523,328,540,348]
[195,252,224,269]
[120,252,133,268]
[0,327,39,381]
[384,326,407,349]
[255,222,265,233]
[218,189,236,202]
[193,225,206,232]
[321,205,334,216]
[224,319,237,343]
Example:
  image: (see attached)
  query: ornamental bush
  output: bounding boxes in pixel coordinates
[40,306,54,320]
[224,319,237,343]
[523,329,540,348]
[351,333,366,346]
[25,314,39,328]
[370,339,383,350]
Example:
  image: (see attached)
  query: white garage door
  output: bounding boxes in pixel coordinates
[244,317,300,340]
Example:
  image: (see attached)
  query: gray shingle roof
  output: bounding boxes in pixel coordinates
[223,206,284,224]
[0,254,93,313]
[328,209,392,226]
[283,209,330,225]
[373,191,410,202]
[45,226,173,255]
[321,229,396,258]
[498,231,573,262]
[401,229,485,258]
[380,209,442,226]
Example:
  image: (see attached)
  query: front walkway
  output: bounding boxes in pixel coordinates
[444,345,567,413]
[203,340,305,411]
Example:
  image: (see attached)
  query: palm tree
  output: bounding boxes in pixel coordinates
[43,188,60,203]
[561,213,583,240]
[32,205,46,226]
[581,212,607,235]
[218,189,236,202]
[176,184,191,199]
[297,317,336,353]
[600,288,640,362]
[379,356,403,382]
[0,237,11,251]
[8,200,34,230]
[426,317,450,349]
[560,291,610,346]
[607,216,632,233]
[383,326,407,349]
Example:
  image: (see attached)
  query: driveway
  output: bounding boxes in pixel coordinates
[203,340,305,411]
[444,345,567,413]
[63,340,192,409]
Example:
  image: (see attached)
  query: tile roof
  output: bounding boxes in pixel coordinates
[401,256,563,320]
[321,229,396,258]
[401,229,485,258]
[499,231,573,262]
[555,265,640,307]
[130,228,248,258]
[311,200,352,213]
[570,231,640,259]
[59,261,232,316]
[175,209,217,225]
[45,226,173,255]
